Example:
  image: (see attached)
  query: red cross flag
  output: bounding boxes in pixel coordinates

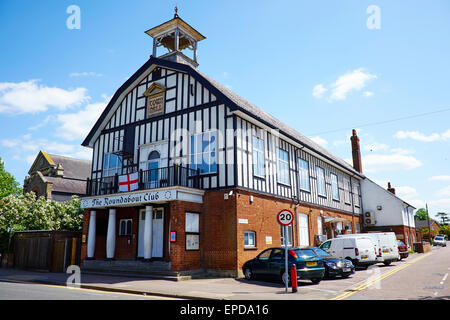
[118,172,139,192]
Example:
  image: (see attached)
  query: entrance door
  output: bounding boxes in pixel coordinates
[138,208,164,258]
[298,213,310,247]
[147,151,160,189]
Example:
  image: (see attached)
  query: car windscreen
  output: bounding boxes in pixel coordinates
[397,241,405,246]
[312,248,331,257]
[435,236,444,240]
[295,249,318,259]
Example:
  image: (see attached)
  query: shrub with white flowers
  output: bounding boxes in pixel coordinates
[0,192,83,253]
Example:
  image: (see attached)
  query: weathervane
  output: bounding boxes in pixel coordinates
[174,6,179,18]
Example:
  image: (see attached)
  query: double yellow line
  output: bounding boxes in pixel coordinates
[330,253,432,300]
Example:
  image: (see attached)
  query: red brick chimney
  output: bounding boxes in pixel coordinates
[387,182,396,195]
[350,129,362,173]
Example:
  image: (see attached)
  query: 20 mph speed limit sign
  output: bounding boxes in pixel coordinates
[277,209,294,226]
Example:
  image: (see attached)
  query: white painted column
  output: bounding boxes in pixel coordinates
[144,205,153,260]
[87,210,96,259]
[106,208,116,259]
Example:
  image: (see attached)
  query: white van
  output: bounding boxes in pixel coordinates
[319,237,378,269]
[338,232,399,265]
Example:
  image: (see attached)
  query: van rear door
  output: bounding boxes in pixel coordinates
[356,238,377,262]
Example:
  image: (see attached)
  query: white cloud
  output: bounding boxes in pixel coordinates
[312,84,327,98]
[0,80,89,114]
[429,175,450,182]
[362,153,422,173]
[2,135,92,165]
[363,142,389,152]
[55,101,106,141]
[394,129,450,142]
[311,69,376,101]
[329,68,377,101]
[437,185,450,198]
[395,186,418,199]
[69,72,103,77]
[310,136,328,148]
[428,198,450,214]
[389,148,414,155]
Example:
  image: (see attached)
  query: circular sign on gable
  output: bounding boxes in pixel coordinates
[277,209,294,226]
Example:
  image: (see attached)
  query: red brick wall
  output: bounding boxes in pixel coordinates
[202,189,238,272]
[168,200,203,271]
[234,189,357,273]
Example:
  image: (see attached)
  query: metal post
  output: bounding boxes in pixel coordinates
[284,225,288,293]
[426,203,431,244]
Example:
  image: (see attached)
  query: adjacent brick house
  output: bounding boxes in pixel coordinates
[79,13,365,277]
[415,219,441,241]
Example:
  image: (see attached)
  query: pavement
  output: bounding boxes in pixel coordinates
[0,249,442,300]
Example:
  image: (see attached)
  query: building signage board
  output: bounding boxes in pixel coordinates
[81,189,176,209]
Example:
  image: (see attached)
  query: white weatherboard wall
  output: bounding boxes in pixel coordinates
[361,179,413,227]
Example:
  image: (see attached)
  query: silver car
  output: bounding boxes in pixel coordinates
[433,235,447,247]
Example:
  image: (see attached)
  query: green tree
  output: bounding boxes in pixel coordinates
[436,212,449,226]
[439,225,450,239]
[414,208,428,221]
[0,157,21,199]
[0,192,83,253]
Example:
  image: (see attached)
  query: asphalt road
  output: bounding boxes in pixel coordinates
[335,243,450,300]
[0,279,172,300]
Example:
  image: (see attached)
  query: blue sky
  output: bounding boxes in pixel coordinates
[1,0,449,219]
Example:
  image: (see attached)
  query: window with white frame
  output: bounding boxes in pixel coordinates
[190,131,217,174]
[277,148,290,185]
[331,173,340,200]
[344,178,351,204]
[298,158,310,191]
[185,212,200,250]
[103,153,123,177]
[252,136,265,177]
[316,166,326,196]
[317,216,323,235]
[119,219,132,236]
[244,231,256,248]
[280,225,293,247]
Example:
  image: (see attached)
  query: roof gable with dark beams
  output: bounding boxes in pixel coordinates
[82,56,364,178]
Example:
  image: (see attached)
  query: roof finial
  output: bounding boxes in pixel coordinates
[174,6,179,18]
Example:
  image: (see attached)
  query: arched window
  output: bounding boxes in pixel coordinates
[148,150,160,161]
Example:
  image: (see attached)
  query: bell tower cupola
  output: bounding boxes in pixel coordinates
[145,7,206,68]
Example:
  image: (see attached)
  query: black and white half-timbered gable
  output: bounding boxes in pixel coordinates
[80,11,365,276]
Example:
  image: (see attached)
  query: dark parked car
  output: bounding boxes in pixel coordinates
[397,240,409,260]
[242,247,325,284]
[307,247,355,279]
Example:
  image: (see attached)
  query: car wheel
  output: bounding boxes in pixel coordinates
[311,278,321,284]
[244,268,253,280]
[383,261,392,266]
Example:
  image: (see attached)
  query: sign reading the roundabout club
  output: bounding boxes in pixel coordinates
[80,189,177,209]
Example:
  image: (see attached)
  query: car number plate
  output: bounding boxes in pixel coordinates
[343,268,351,272]
[306,261,317,267]
[361,255,368,260]
[383,250,389,253]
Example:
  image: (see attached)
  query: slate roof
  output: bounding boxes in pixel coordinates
[47,154,91,180]
[83,57,364,178]
[45,176,87,195]
[414,219,440,229]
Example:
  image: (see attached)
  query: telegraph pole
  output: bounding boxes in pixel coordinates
[426,203,431,243]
